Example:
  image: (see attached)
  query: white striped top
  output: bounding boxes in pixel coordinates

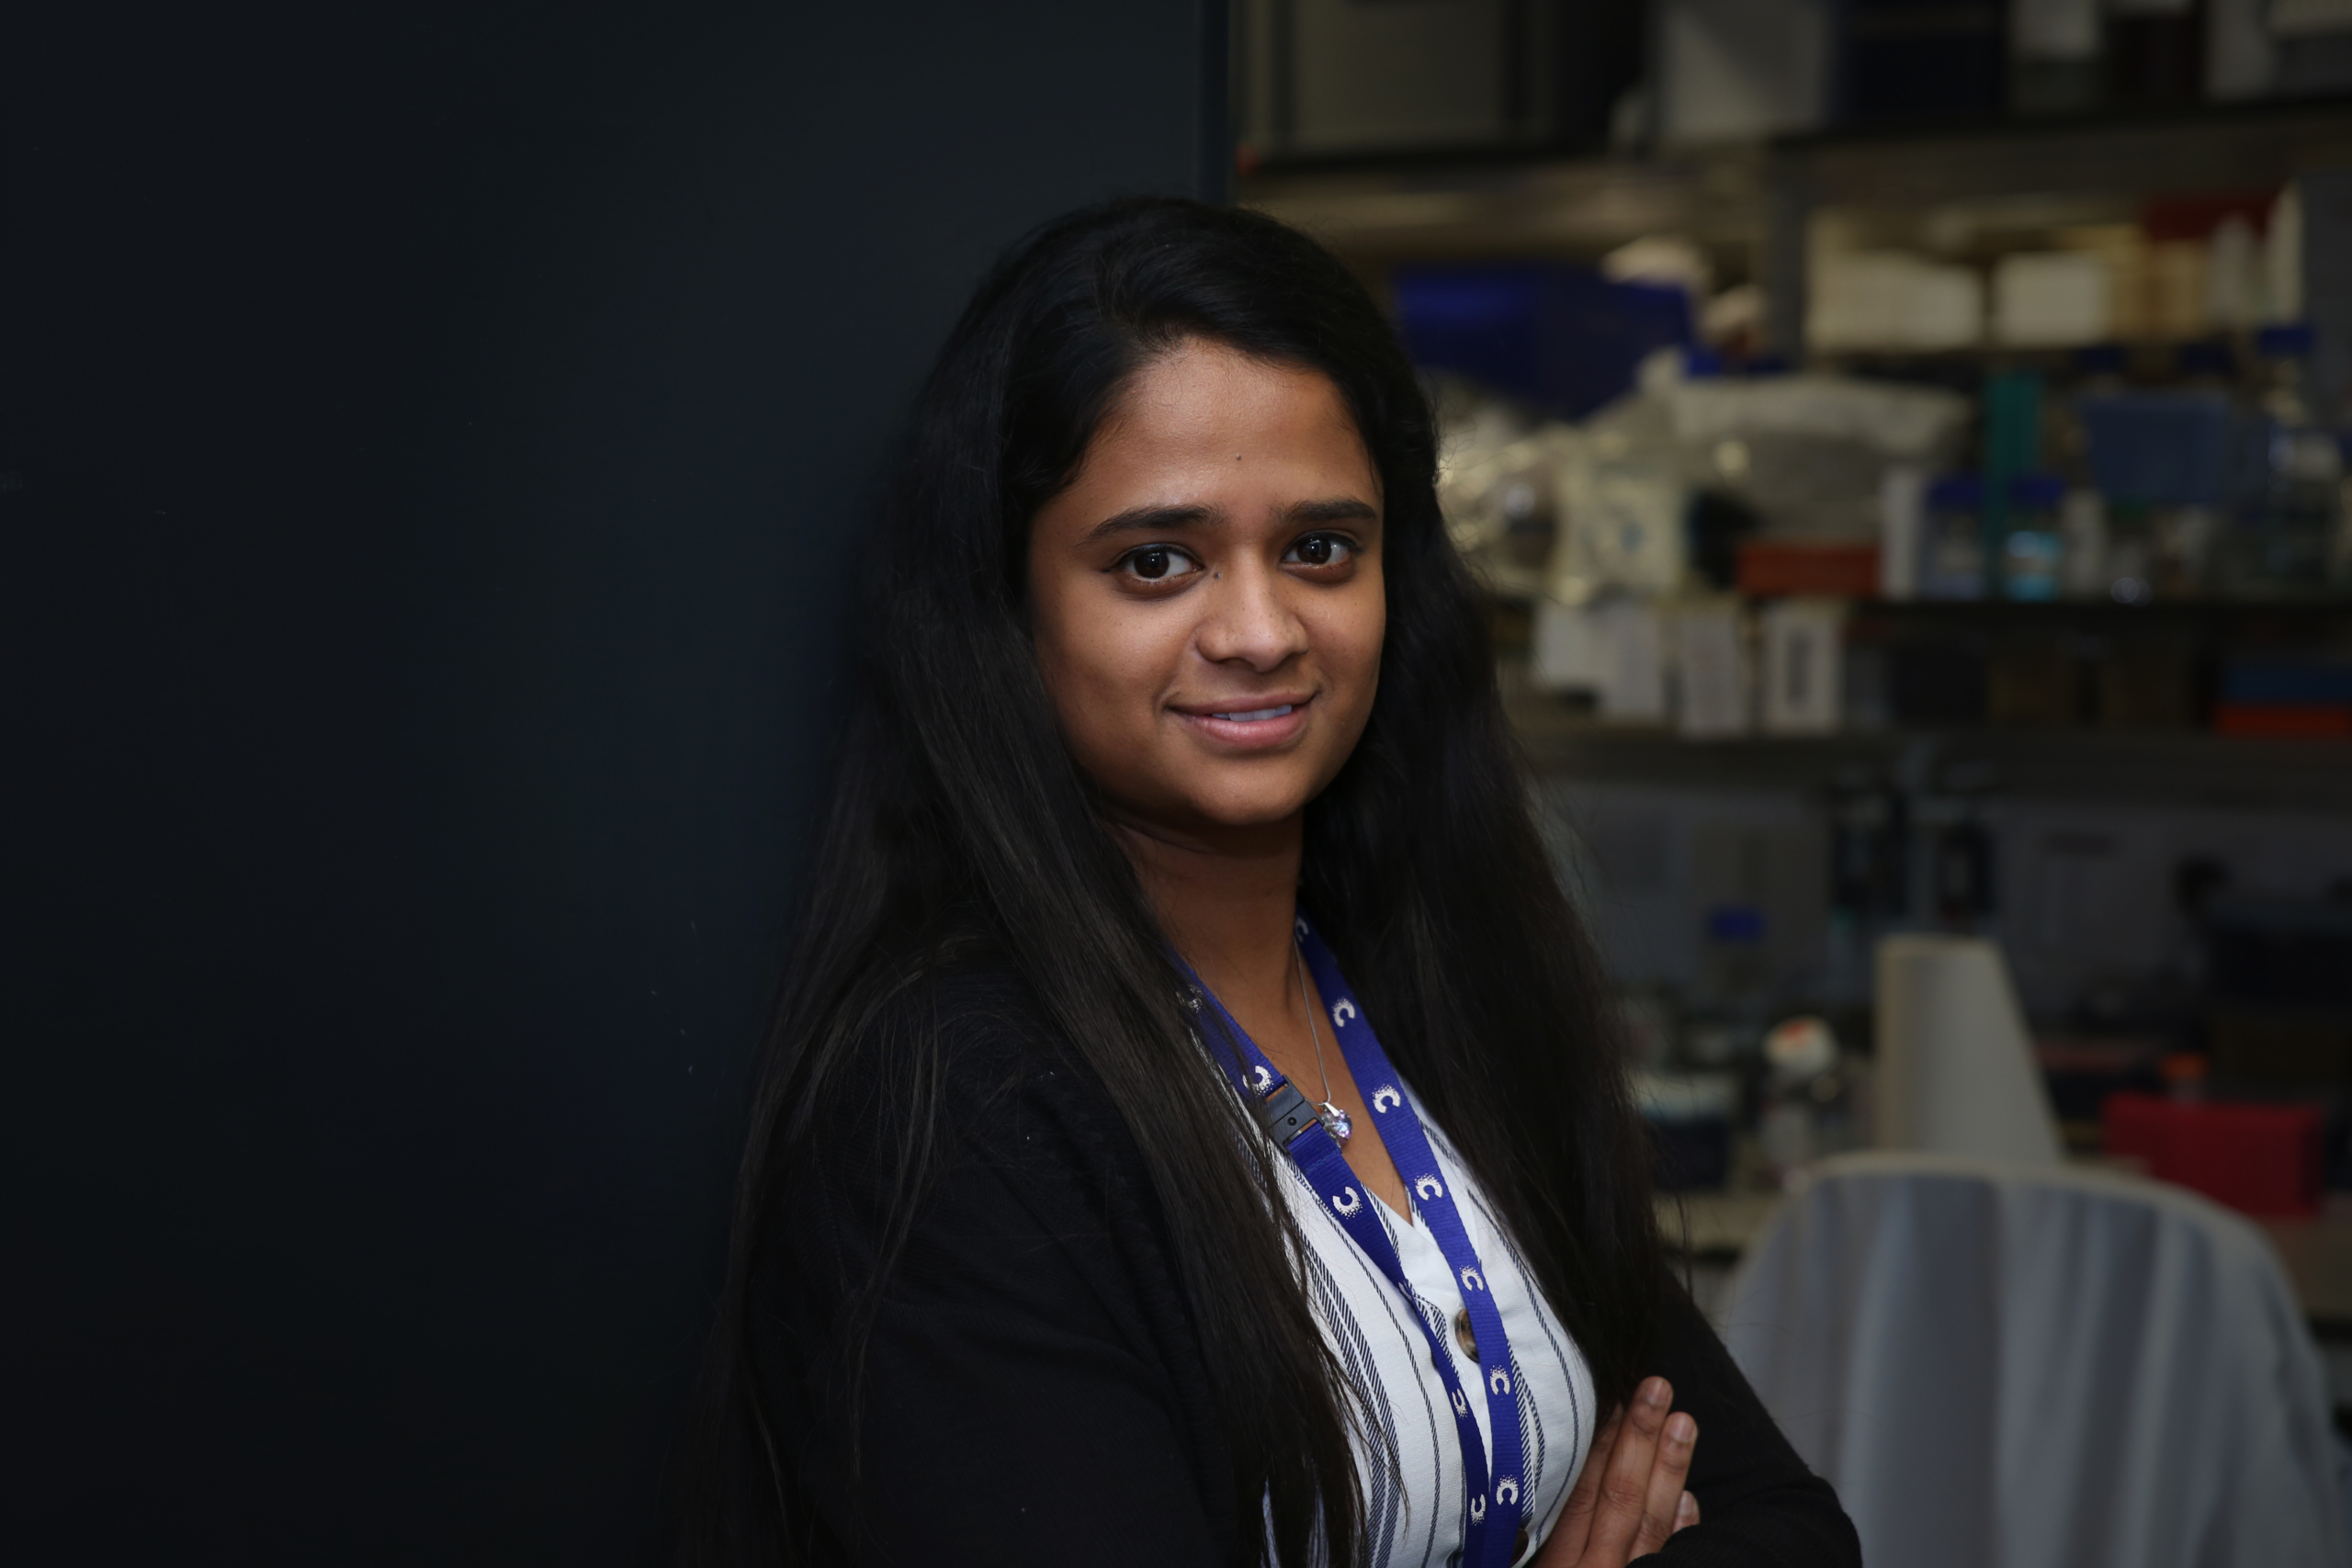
[1268,1084,1597,1568]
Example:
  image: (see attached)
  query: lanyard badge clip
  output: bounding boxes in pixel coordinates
[1251,1078,1325,1149]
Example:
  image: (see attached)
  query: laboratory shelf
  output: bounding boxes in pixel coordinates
[1778,92,2352,210]
[1502,685,2352,813]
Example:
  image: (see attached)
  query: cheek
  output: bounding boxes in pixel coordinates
[1320,586,1387,715]
[1032,594,1176,760]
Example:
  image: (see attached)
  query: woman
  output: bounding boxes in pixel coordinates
[687,197,1857,1568]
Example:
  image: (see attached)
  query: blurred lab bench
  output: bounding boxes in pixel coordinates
[1665,1184,2352,1416]
[1664,1184,2352,1325]
[2260,1204,2352,1336]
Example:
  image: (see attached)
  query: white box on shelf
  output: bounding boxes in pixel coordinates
[1991,251,2112,345]
[1809,252,1984,353]
[1759,598,1846,734]
[1533,597,1666,720]
[1879,465,1927,600]
[1674,600,1752,739]
[2060,489,2109,597]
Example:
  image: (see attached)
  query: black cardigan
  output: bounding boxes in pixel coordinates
[746,959,1859,1568]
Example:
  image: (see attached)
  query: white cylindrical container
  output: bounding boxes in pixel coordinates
[2060,488,2109,598]
[1874,933,2062,1165]
[1878,464,1927,600]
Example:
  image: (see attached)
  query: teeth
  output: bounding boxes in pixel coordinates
[1211,705,1295,722]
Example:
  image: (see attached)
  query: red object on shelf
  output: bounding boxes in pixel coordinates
[2140,190,2276,243]
[1735,538,1879,598]
[2213,703,2352,738]
[2100,1092,2324,1217]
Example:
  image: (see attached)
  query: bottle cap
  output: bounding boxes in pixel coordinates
[2007,473,2066,509]
[2175,340,2235,378]
[1765,1016,1838,1083]
[2073,344,2128,376]
[1928,474,1984,509]
[2256,322,2315,358]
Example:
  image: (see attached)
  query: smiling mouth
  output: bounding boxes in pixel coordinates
[1174,694,1315,745]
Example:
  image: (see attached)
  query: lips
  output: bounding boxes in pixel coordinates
[1172,693,1315,750]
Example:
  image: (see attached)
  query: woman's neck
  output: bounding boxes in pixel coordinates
[1113,807,1413,1222]
[1112,812,1303,1020]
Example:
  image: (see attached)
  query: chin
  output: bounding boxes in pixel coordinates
[1182,784,1319,831]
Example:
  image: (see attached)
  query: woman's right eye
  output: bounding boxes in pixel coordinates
[1116,545,1200,583]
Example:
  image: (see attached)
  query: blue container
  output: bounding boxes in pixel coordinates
[2073,344,2129,377]
[2078,393,2233,505]
[2003,473,2065,601]
[2220,657,2352,705]
[2257,322,2317,358]
[1922,474,1986,601]
[1391,261,1693,418]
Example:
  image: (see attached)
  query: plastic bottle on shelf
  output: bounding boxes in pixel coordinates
[2053,345,2121,600]
[2154,504,2219,597]
[2222,323,2346,593]
[1921,475,1985,600]
[2072,342,2233,599]
[1981,371,2045,598]
[2060,489,2109,597]
[2003,474,2066,600]
[2052,344,2129,485]
[1879,465,1928,601]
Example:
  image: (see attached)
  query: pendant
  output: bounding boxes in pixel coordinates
[1318,1101,1352,1144]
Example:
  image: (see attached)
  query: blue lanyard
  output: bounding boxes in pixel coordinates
[1184,914,1526,1568]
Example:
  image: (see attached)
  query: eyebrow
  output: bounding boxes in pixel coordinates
[1287,496,1379,527]
[1081,503,1217,544]
[1079,495,1378,545]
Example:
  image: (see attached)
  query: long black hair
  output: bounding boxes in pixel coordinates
[685,197,1660,1567]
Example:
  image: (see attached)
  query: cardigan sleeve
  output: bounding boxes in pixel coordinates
[1633,1279,1860,1568]
[745,982,1236,1568]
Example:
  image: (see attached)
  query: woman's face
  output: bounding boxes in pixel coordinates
[1027,338,1385,843]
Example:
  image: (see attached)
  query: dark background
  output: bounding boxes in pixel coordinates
[5,4,1221,1560]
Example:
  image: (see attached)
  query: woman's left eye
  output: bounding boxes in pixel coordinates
[1285,533,1355,569]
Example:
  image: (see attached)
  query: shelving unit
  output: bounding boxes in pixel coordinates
[1505,688,2352,812]
[1779,96,2352,211]
[1248,100,2352,799]
[1254,97,2352,1078]
[1241,143,1769,268]
[1241,93,2352,355]
[1496,589,2352,808]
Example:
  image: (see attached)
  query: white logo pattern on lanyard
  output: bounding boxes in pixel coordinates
[1183,917,1527,1568]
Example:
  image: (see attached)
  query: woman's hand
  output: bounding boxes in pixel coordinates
[1531,1376,1699,1566]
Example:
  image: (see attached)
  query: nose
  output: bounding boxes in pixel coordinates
[1194,558,1307,673]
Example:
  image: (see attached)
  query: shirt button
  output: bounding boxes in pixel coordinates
[1454,1306,1478,1360]
[1514,1525,1531,1562]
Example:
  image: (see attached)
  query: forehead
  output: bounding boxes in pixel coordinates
[1078,339,1375,492]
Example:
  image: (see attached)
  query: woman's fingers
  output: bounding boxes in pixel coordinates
[1544,1383,1698,1566]
[1581,1377,1673,1563]
[1628,1413,1699,1559]
[1539,1405,1623,1565]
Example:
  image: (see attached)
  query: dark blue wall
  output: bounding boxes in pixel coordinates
[4,5,1220,1560]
